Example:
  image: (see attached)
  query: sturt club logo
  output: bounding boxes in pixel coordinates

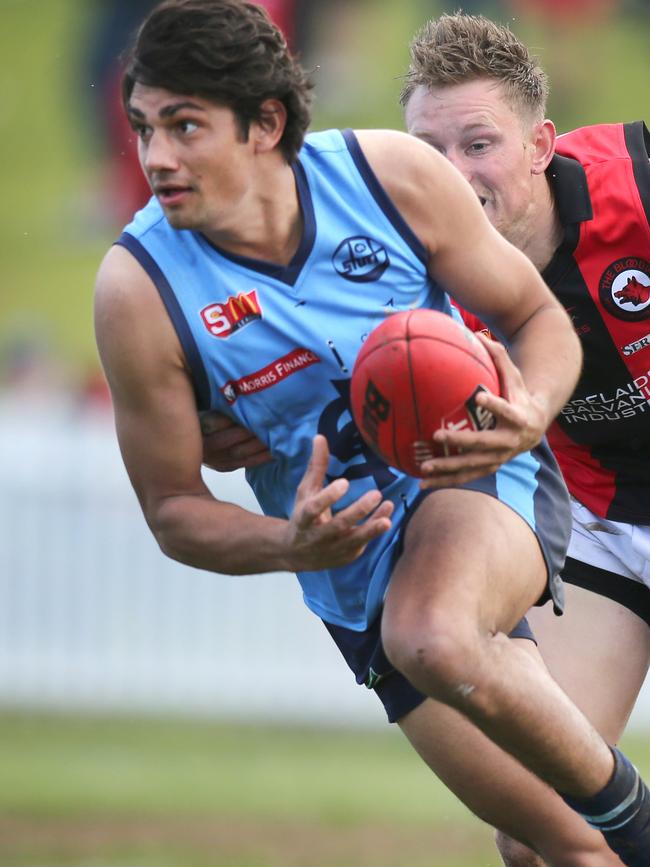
[200,289,262,338]
[599,257,650,322]
[332,236,389,283]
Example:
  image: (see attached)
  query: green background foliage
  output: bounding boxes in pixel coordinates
[1,0,648,373]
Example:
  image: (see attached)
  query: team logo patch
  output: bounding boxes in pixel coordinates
[221,347,320,403]
[599,257,650,322]
[332,236,389,283]
[200,289,262,338]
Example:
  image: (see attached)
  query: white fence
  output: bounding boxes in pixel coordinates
[0,399,382,726]
[0,399,648,729]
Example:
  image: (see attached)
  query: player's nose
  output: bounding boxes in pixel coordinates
[143,131,180,174]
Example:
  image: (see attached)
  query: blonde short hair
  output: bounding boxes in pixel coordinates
[400,13,548,123]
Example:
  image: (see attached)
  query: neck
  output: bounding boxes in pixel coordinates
[203,160,302,265]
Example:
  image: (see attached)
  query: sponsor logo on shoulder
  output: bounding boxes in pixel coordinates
[599,257,650,322]
[332,236,389,283]
[200,289,261,338]
[221,348,320,403]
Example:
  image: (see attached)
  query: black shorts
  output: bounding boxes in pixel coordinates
[324,615,535,724]
[563,556,650,627]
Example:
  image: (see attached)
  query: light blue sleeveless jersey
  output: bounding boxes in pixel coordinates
[118,129,568,630]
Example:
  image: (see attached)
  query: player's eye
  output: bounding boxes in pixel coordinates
[131,123,151,141]
[468,141,489,154]
[177,120,199,135]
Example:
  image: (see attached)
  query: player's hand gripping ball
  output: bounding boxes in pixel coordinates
[350,309,500,477]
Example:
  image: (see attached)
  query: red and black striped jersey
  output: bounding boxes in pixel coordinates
[545,122,650,523]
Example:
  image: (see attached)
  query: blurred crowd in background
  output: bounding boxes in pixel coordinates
[1,0,649,418]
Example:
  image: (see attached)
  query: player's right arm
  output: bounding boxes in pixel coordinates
[94,246,392,575]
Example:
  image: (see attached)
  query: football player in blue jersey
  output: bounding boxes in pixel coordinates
[95,2,647,864]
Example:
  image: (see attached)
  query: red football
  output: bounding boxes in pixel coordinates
[350,309,500,477]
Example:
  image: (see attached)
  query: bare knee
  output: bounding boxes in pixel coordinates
[382,614,481,706]
[495,830,546,867]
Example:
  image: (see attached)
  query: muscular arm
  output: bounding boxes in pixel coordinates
[355,130,581,465]
[94,246,392,574]
[94,245,291,574]
[357,130,581,426]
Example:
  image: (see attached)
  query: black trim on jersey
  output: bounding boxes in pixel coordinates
[544,137,650,522]
[341,128,428,265]
[563,556,650,627]
[542,154,591,289]
[624,121,650,231]
[199,160,316,288]
[548,153,593,225]
[115,232,212,411]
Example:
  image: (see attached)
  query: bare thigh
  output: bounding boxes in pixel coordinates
[526,584,650,743]
[384,488,547,643]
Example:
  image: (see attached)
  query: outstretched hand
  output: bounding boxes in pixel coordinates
[418,334,548,489]
[285,435,394,572]
[201,412,272,472]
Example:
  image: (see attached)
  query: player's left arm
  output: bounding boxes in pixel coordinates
[355,130,582,482]
[201,411,272,472]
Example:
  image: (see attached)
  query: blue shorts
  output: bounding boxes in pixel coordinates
[324,614,535,724]
[323,460,567,724]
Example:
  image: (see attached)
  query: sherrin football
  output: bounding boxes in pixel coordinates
[350,309,500,477]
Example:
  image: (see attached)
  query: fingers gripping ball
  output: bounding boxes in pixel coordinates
[350,309,500,477]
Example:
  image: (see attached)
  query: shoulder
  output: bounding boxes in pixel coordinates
[94,243,160,328]
[94,243,185,389]
[556,122,646,165]
[350,129,452,184]
[348,129,484,253]
[351,129,474,207]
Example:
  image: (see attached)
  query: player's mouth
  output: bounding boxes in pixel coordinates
[155,184,194,206]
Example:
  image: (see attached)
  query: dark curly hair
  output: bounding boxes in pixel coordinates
[400,13,548,123]
[122,0,313,162]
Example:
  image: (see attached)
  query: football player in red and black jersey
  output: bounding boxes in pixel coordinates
[401,12,650,867]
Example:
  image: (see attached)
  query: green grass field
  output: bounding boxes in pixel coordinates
[1,711,650,867]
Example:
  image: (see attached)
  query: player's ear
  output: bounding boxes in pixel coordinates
[252,99,287,154]
[530,119,556,175]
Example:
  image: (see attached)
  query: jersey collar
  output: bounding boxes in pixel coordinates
[546,153,593,226]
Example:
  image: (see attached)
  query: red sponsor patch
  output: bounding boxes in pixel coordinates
[200,289,261,338]
[221,348,320,403]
